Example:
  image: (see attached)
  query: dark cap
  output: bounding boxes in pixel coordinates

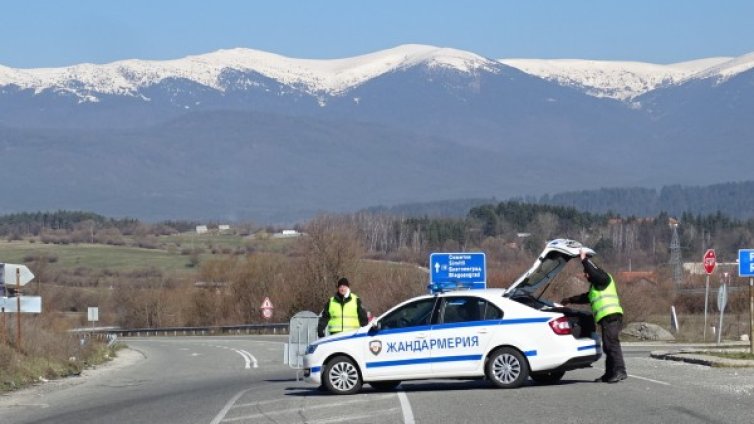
[337,277,350,287]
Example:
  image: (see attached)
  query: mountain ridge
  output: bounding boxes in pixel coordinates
[2,44,753,103]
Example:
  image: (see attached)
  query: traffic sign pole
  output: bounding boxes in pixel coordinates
[702,249,716,343]
[704,275,709,342]
[738,250,754,354]
[16,268,21,352]
[750,277,753,354]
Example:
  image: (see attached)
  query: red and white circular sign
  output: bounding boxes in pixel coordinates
[703,249,716,275]
[262,308,273,319]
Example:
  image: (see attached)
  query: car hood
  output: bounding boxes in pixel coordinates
[505,239,595,297]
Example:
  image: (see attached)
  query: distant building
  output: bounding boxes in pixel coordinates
[218,224,231,233]
[273,229,303,238]
[196,225,208,234]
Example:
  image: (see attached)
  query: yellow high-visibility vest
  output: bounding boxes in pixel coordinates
[588,274,624,323]
[327,294,360,334]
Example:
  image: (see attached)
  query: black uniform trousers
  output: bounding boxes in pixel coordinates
[600,313,626,377]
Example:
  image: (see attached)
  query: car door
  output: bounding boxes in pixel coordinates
[362,297,438,380]
[430,295,502,374]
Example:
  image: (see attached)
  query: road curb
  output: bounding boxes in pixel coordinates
[650,350,754,367]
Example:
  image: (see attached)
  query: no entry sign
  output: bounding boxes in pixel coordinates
[703,249,716,275]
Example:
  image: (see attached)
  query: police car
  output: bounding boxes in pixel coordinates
[303,239,601,394]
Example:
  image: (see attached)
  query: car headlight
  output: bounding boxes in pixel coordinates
[306,344,318,354]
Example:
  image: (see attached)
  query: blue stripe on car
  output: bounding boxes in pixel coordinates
[311,317,552,347]
[311,366,321,373]
[578,344,597,351]
[523,350,537,356]
[366,354,482,368]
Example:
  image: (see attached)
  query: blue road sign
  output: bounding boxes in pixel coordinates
[739,249,754,277]
[429,252,486,290]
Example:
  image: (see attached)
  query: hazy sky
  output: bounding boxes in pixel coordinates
[2,0,753,68]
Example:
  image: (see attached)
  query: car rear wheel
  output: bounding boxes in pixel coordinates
[530,370,565,384]
[486,347,529,388]
[370,380,401,391]
[323,355,362,395]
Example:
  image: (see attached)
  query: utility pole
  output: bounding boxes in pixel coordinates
[669,220,683,288]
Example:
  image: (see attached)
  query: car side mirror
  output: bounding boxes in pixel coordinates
[369,321,381,334]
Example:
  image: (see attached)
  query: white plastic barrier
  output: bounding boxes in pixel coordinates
[284,311,319,380]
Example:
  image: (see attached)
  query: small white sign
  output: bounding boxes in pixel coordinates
[88,307,99,322]
[0,296,42,313]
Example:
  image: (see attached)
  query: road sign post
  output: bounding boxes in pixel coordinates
[703,249,716,342]
[717,278,728,345]
[16,269,20,351]
[429,252,486,291]
[738,249,754,353]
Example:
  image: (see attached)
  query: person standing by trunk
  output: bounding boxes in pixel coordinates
[561,249,627,383]
[317,277,368,337]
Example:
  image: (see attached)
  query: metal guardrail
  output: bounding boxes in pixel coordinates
[75,323,289,337]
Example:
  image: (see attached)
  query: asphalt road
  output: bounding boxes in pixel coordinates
[2,337,753,424]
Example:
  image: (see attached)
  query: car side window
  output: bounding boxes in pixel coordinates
[441,297,503,323]
[380,298,437,330]
[483,301,503,320]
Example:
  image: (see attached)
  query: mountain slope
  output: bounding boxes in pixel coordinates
[1,45,754,222]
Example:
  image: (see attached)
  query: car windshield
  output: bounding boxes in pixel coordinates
[380,298,437,330]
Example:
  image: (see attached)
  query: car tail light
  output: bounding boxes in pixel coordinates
[549,316,572,335]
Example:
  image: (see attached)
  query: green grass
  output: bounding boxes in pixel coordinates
[0,233,299,274]
[0,240,202,273]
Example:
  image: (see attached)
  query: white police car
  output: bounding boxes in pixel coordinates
[303,239,601,394]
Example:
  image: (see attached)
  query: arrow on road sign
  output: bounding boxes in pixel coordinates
[1,263,35,288]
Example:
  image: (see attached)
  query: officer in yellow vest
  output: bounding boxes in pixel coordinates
[317,277,368,337]
[561,250,627,383]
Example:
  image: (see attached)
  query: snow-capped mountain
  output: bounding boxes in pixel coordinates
[1,44,753,222]
[2,44,753,104]
[0,45,498,102]
[499,57,732,100]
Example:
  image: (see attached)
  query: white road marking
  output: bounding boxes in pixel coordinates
[222,406,400,423]
[239,349,258,368]
[398,391,415,424]
[210,388,253,424]
[232,349,252,369]
[220,395,399,422]
[305,408,400,424]
[628,374,671,386]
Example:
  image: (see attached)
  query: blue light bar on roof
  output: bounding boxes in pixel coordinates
[428,281,484,294]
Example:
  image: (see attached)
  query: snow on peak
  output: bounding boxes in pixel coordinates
[0,44,498,100]
[691,52,754,81]
[499,56,733,100]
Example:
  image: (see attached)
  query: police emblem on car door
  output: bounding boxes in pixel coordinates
[363,297,437,379]
[369,340,382,355]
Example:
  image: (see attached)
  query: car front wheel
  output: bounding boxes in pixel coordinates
[486,347,529,389]
[323,355,363,395]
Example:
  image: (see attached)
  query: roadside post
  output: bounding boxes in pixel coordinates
[0,263,37,351]
[16,268,21,350]
[716,273,729,345]
[703,249,716,342]
[738,249,754,353]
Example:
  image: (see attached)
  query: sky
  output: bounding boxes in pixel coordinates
[2,0,754,68]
